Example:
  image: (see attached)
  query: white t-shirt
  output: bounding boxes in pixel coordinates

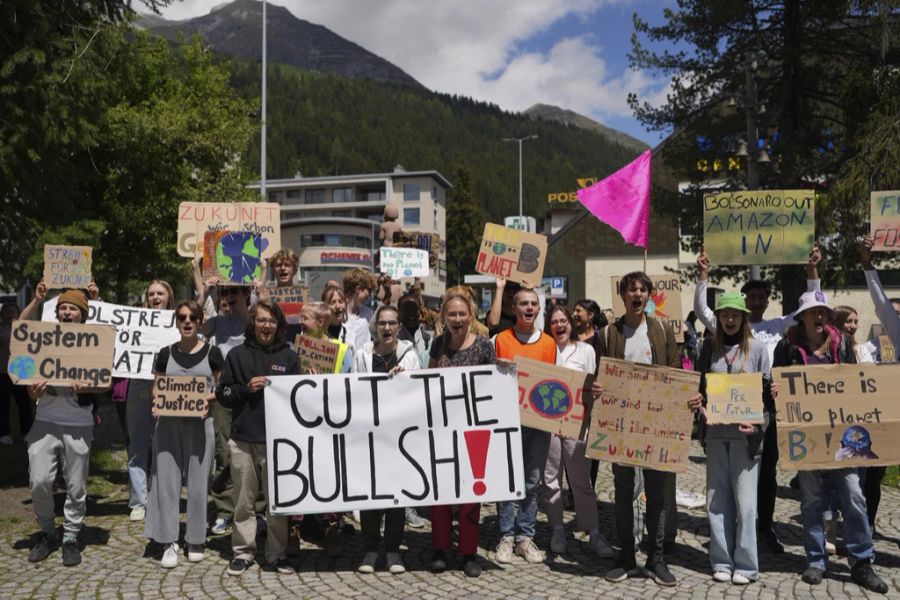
[622,321,653,365]
[557,340,596,375]
[35,386,93,428]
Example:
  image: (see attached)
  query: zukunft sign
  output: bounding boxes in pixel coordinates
[265,366,525,514]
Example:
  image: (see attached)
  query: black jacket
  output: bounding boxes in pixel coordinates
[217,339,301,444]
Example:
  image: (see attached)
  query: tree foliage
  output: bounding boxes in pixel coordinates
[629,0,900,300]
[445,165,485,286]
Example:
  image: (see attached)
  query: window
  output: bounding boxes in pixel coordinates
[306,189,326,204]
[325,234,341,246]
[332,210,351,218]
[366,190,386,202]
[404,208,420,226]
[432,186,438,199]
[300,235,313,247]
[433,208,438,229]
[286,190,303,199]
[333,188,352,203]
[403,183,420,201]
[268,191,283,201]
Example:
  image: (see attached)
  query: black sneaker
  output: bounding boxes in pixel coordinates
[605,555,638,582]
[851,562,889,594]
[759,528,785,554]
[274,557,295,574]
[646,559,676,587]
[28,531,57,563]
[61,540,81,567]
[429,550,447,573]
[461,554,482,578]
[227,557,251,576]
[801,566,824,585]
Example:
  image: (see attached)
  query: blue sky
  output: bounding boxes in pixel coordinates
[148,0,676,146]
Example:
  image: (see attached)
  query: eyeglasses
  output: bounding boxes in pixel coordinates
[255,317,278,326]
[177,314,200,323]
[376,320,399,327]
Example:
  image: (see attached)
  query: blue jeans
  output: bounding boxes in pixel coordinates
[126,380,155,509]
[497,427,550,541]
[798,469,874,570]
[706,439,759,579]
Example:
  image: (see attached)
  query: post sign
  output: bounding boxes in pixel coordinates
[516,356,590,438]
[611,274,684,342]
[475,223,547,287]
[8,320,116,388]
[774,364,900,470]
[153,375,210,417]
[587,358,699,473]
[177,201,280,258]
[44,245,92,290]
[870,191,900,251]
[265,366,525,514]
[703,190,815,264]
[705,373,764,425]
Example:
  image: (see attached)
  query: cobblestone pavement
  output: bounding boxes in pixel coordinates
[2,448,900,599]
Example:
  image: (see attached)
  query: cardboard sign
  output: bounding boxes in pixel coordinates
[475,223,548,286]
[392,230,440,268]
[870,191,900,251]
[7,320,115,387]
[515,356,591,438]
[703,190,815,264]
[43,245,92,289]
[586,358,699,473]
[774,364,900,470]
[705,373,764,425]
[880,334,895,363]
[153,375,210,417]
[380,247,430,278]
[201,230,264,285]
[611,274,684,342]
[268,285,308,324]
[177,201,280,258]
[43,298,179,380]
[265,365,525,514]
[295,334,341,374]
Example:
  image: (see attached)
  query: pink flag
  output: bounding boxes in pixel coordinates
[576,149,651,248]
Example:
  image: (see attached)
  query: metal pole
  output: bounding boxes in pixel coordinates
[518,139,523,221]
[745,63,760,280]
[260,0,267,199]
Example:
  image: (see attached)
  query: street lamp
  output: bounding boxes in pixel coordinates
[260,0,267,199]
[502,135,538,221]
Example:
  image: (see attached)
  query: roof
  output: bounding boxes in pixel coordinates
[250,169,453,190]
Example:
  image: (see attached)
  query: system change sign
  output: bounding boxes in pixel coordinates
[703,190,815,264]
[774,364,900,470]
[265,366,525,514]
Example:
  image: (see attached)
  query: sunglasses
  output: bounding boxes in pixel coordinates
[176,314,200,323]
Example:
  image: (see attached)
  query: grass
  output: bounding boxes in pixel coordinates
[881,465,900,488]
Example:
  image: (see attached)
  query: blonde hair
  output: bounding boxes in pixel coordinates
[144,280,175,310]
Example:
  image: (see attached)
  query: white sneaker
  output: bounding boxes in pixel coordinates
[731,573,751,585]
[129,507,145,522]
[514,538,545,563]
[713,571,731,582]
[550,527,567,554]
[187,544,205,562]
[0,435,13,445]
[160,543,179,569]
[589,530,614,558]
[495,537,515,563]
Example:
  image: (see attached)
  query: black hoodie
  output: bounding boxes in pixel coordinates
[217,338,301,444]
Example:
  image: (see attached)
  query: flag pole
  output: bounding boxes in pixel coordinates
[643,246,648,273]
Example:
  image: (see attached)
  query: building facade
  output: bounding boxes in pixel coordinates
[249,166,449,300]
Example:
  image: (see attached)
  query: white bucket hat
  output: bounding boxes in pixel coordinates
[793,290,835,321]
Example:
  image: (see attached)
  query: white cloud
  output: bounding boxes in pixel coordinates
[144,0,669,128]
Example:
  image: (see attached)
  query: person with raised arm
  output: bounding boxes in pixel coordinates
[593,272,701,587]
[427,290,496,577]
[694,244,820,555]
[861,236,900,357]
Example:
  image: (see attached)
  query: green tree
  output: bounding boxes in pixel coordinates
[446,165,485,286]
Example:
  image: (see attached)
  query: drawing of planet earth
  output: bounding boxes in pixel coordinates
[9,356,36,380]
[529,380,572,418]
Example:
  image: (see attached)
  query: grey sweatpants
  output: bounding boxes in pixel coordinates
[144,416,215,545]
[26,420,93,536]
[230,439,288,563]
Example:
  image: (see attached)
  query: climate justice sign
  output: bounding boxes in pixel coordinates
[774,364,900,470]
[703,190,815,264]
[265,365,525,514]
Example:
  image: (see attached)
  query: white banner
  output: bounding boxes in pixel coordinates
[265,365,525,514]
[43,298,179,380]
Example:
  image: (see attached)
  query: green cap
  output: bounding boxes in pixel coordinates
[715,291,750,313]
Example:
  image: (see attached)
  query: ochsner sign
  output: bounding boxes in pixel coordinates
[265,366,525,514]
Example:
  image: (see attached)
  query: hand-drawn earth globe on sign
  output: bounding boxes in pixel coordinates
[492,243,508,255]
[217,232,267,284]
[403,268,413,276]
[529,379,573,418]
[9,356,36,380]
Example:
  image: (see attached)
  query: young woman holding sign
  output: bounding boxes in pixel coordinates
[427,290,496,577]
[541,304,614,559]
[144,300,223,568]
[354,304,420,575]
[693,292,771,585]
[772,291,888,593]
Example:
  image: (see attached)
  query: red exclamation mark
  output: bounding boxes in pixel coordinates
[464,429,491,496]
